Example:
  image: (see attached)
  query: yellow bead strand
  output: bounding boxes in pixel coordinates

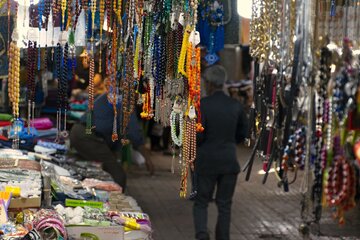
[61,0,66,30]
[177,25,191,77]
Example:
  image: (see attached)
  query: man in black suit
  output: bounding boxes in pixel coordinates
[193,65,248,240]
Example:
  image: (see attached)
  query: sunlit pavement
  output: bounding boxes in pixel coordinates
[127,146,360,240]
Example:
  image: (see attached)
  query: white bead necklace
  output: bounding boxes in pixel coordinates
[170,103,184,147]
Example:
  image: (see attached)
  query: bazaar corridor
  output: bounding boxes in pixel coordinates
[128,147,360,240]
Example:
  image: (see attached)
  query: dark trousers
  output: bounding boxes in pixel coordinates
[193,173,238,240]
[69,124,127,189]
[162,126,171,150]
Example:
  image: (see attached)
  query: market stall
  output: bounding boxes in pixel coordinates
[2,0,359,237]
[0,0,225,236]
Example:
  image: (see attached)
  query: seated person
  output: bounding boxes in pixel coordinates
[69,82,154,191]
[71,50,105,101]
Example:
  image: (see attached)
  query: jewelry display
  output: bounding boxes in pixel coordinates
[247,0,360,229]
[3,1,360,239]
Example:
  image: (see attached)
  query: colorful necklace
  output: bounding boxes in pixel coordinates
[186,42,203,132]
[325,136,356,225]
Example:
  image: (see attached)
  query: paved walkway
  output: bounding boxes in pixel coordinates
[127,146,360,240]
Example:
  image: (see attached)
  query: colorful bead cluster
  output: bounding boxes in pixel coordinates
[6,0,208,197]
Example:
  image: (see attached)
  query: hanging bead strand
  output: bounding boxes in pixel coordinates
[180,117,196,198]
[99,0,105,73]
[61,0,67,31]
[74,0,82,30]
[8,31,21,148]
[55,44,63,142]
[86,54,95,134]
[61,43,69,138]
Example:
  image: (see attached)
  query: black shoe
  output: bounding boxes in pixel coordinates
[196,232,210,240]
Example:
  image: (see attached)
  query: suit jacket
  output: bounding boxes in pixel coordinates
[196,91,248,175]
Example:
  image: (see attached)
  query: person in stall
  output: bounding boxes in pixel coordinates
[71,49,105,100]
[69,78,155,191]
[193,65,248,240]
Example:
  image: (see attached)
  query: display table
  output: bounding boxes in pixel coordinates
[0,147,152,240]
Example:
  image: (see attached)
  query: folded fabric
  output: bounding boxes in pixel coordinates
[30,118,53,130]
[0,114,13,121]
[68,111,85,119]
[70,103,88,111]
[37,140,67,151]
[34,145,57,155]
[9,119,38,139]
[0,139,35,151]
[36,128,58,138]
[0,135,8,141]
[82,178,122,192]
[14,128,38,139]
[0,121,12,127]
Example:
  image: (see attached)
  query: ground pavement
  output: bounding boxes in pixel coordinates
[127,146,360,240]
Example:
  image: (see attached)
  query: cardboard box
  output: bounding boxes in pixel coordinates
[9,197,41,209]
[67,226,124,240]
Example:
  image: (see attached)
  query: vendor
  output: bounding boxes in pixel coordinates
[69,83,154,191]
[72,49,105,99]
